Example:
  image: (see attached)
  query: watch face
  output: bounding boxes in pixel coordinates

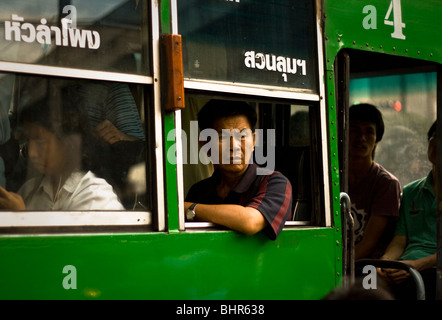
[186,203,197,220]
[186,209,195,220]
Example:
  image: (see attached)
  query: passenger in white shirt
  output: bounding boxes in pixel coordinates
[0,84,124,210]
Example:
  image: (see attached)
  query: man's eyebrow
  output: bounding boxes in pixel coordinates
[217,128,251,134]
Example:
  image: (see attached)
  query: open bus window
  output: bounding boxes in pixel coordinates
[261,103,321,225]
[350,72,436,186]
[182,95,324,230]
[347,51,437,187]
[0,72,152,229]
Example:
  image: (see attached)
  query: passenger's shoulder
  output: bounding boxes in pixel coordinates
[373,162,400,184]
[259,170,292,186]
[403,175,427,193]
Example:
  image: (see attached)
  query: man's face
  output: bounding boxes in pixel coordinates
[24,122,67,176]
[428,132,437,166]
[212,115,256,176]
[349,120,377,160]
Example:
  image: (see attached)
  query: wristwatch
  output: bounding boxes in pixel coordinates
[186,203,198,221]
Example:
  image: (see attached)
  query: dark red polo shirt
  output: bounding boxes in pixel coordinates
[185,163,293,240]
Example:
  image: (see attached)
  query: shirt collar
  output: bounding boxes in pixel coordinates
[210,163,259,196]
[231,163,258,194]
[38,175,53,197]
[422,170,436,196]
[38,171,84,196]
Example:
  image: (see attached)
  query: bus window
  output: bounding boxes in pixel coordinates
[0,0,149,76]
[178,0,318,93]
[260,103,321,225]
[182,95,325,230]
[348,54,436,187]
[0,0,154,231]
[0,72,152,229]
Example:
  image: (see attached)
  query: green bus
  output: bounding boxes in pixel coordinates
[0,0,440,301]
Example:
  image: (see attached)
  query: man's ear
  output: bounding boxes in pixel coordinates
[199,139,210,157]
[371,141,379,160]
[252,131,256,151]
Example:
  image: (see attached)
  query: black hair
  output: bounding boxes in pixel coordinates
[20,84,90,139]
[197,99,257,131]
[427,120,437,141]
[349,103,385,142]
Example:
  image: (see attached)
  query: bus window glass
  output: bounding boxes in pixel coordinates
[0,72,150,216]
[177,0,318,93]
[182,96,323,228]
[350,72,436,186]
[289,105,310,147]
[0,0,149,75]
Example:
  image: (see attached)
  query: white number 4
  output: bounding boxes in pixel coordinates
[384,0,406,40]
[363,0,406,40]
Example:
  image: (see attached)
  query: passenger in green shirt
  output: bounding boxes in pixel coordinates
[378,121,437,299]
[395,172,436,261]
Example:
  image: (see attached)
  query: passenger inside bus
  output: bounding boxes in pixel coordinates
[5,76,147,210]
[184,99,293,240]
[378,121,437,300]
[348,103,401,259]
[0,75,19,189]
[77,81,146,208]
[0,85,124,211]
[323,276,394,300]
[287,110,312,221]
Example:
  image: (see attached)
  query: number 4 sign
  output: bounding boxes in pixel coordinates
[362,0,406,40]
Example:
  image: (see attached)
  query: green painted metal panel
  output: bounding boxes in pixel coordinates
[324,0,442,69]
[161,0,171,34]
[163,112,180,232]
[0,228,337,300]
[325,67,343,287]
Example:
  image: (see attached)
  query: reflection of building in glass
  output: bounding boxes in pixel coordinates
[0,0,147,75]
[178,0,318,91]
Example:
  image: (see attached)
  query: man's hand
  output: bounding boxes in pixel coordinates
[0,187,26,210]
[183,201,267,235]
[377,257,436,284]
[94,120,138,145]
[378,267,410,284]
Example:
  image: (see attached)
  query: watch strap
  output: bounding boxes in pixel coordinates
[188,203,198,211]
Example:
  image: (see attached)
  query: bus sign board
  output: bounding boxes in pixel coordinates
[177,0,319,94]
[0,0,149,76]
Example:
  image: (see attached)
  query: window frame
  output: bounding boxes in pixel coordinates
[180,95,331,232]
[177,0,321,97]
[175,0,332,231]
[0,0,165,232]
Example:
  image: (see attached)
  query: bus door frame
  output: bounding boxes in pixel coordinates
[436,65,442,300]
[335,50,352,284]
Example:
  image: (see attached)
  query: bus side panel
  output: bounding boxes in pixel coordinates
[0,228,336,300]
[324,0,442,66]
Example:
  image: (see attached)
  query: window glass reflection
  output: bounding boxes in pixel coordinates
[0,73,148,211]
[0,0,149,75]
[178,0,318,92]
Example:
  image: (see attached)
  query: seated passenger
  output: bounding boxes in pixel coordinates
[0,74,19,188]
[348,103,401,259]
[78,81,146,206]
[184,99,293,240]
[378,121,437,300]
[0,86,124,210]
